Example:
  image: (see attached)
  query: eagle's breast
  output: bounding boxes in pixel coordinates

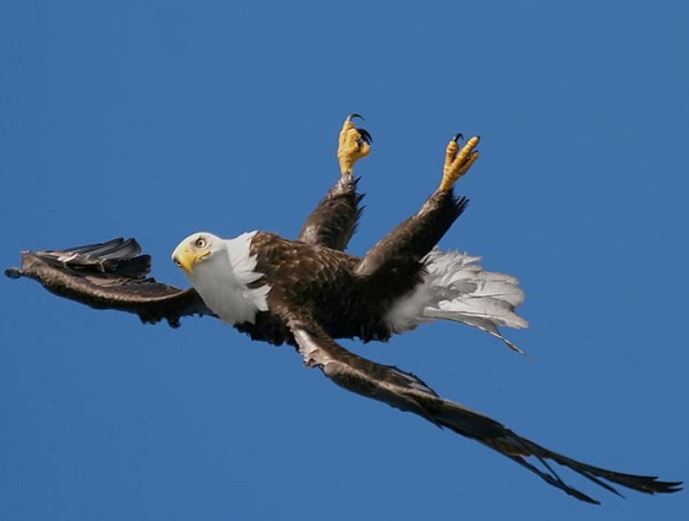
[189,232,270,325]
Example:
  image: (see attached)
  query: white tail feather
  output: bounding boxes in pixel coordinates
[385,249,528,353]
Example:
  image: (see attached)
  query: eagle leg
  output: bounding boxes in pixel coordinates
[438,134,480,191]
[297,114,370,250]
[337,114,372,178]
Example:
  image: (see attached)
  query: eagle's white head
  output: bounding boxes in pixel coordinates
[171,231,270,325]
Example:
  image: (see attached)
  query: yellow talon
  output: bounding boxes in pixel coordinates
[439,135,480,191]
[338,116,371,177]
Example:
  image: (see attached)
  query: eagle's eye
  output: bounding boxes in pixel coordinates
[194,237,207,249]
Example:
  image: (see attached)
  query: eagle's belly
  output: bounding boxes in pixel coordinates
[315,289,393,342]
[235,297,393,346]
[234,311,293,345]
[244,232,420,344]
[234,272,394,345]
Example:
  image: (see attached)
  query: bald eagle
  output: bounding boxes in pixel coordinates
[5,117,681,504]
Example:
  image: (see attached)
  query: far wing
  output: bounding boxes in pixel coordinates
[279,307,680,504]
[5,238,213,327]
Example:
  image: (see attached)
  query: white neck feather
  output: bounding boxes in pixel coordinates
[189,231,270,325]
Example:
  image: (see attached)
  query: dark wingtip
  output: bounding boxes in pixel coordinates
[348,113,365,121]
[652,480,683,494]
[5,267,22,279]
[167,316,181,328]
[453,132,464,143]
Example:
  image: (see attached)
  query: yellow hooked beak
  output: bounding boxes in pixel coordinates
[172,246,209,274]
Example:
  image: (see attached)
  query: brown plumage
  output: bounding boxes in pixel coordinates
[298,175,365,250]
[5,130,682,504]
[282,310,681,504]
[5,238,212,328]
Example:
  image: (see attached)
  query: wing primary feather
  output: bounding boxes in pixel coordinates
[7,238,214,326]
[507,455,600,504]
[57,238,140,258]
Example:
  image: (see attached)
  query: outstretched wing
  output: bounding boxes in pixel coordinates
[278,306,681,504]
[5,238,213,327]
[298,175,365,251]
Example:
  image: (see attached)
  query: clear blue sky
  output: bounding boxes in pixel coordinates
[1,2,687,519]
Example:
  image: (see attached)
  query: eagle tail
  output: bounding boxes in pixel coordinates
[385,249,528,353]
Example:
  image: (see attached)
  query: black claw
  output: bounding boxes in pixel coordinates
[348,113,365,122]
[453,133,464,143]
[358,128,373,145]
